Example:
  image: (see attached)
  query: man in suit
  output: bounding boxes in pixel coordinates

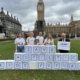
[59,33,70,53]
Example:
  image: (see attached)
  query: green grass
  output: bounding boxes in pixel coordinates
[0,40,80,80]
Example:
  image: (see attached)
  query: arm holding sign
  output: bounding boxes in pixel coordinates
[58,38,70,53]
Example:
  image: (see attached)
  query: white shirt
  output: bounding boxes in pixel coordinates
[44,39,54,45]
[15,38,25,46]
[62,38,66,42]
[36,36,44,45]
[26,37,35,45]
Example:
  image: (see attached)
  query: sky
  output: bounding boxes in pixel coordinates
[0,0,80,31]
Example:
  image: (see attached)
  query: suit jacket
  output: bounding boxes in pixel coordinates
[59,38,70,53]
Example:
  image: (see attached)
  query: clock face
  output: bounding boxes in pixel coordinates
[38,5,43,10]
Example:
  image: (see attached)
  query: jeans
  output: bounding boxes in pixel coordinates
[17,46,24,52]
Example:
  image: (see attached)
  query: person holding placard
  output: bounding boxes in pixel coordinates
[43,34,54,45]
[36,32,44,45]
[26,32,36,45]
[15,33,25,53]
[58,33,70,53]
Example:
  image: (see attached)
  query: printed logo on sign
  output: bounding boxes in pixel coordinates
[38,54,45,61]
[55,55,61,61]
[71,55,77,62]
[25,46,32,53]
[22,62,29,69]
[62,62,68,70]
[14,62,21,69]
[38,62,44,69]
[69,63,76,70]
[54,62,60,69]
[31,54,37,61]
[15,54,21,61]
[63,54,69,61]
[49,46,55,53]
[46,55,53,61]
[33,46,40,53]
[23,54,29,61]
[41,46,47,53]
[0,62,4,69]
[46,62,52,69]
[6,62,13,69]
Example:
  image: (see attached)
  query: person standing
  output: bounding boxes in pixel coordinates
[26,32,36,45]
[44,34,54,45]
[15,33,25,53]
[59,33,70,53]
[36,32,44,45]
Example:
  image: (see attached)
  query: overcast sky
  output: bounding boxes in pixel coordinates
[0,0,80,31]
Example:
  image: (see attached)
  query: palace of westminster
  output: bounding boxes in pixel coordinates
[0,7,22,37]
[0,0,80,38]
[34,0,80,37]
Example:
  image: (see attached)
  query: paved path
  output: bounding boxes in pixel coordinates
[0,40,13,44]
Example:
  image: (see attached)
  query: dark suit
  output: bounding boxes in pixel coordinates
[59,38,70,53]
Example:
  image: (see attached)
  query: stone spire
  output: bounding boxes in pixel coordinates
[1,7,3,12]
[11,14,12,18]
[7,11,9,15]
[14,16,16,19]
[39,0,43,3]
[70,14,73,22]
[17,18,19,21]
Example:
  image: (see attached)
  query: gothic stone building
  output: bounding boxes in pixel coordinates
[0,7,22,37]
[34,0,80,38]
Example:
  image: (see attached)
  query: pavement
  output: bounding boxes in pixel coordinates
[0,40,12,44]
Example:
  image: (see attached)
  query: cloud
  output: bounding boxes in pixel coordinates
[0,0,80,31]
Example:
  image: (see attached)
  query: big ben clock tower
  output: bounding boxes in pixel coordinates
[35,0,45,35]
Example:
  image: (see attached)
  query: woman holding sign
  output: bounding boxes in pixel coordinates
[43,34,54,45]
[15,33,25,52]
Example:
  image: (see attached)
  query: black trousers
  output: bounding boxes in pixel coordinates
[59,50,69,53]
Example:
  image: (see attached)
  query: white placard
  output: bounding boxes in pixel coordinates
[31,54,37,61]
[58,41,70,51]
[14,62,21,69]
[38,62,44,69]
[70,54,78,62]
[46,55,53,61]
[46,62,52,70]
[0,62,5,70]
[49,46,56,54]
[69,63,76,70]
[24,46,32,53]
[6,60,14,69]
[54,62,60,70]
[29,62,38,69]
[14,54,21,61]
[22,54,29,61]
[33,46,40,53]
[54,54,61,61]
[61,62,69,70]
[77,61,80,70]
[41,46,48,54]
[38,54,45,61]
[62,54,69,61]
[22,62,29,69]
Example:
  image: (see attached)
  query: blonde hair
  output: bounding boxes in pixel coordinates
[46,34,53,40]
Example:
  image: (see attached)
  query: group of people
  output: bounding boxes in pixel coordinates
[15,32,70,53]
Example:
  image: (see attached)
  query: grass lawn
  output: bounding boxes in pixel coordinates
[0,40,80,80]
